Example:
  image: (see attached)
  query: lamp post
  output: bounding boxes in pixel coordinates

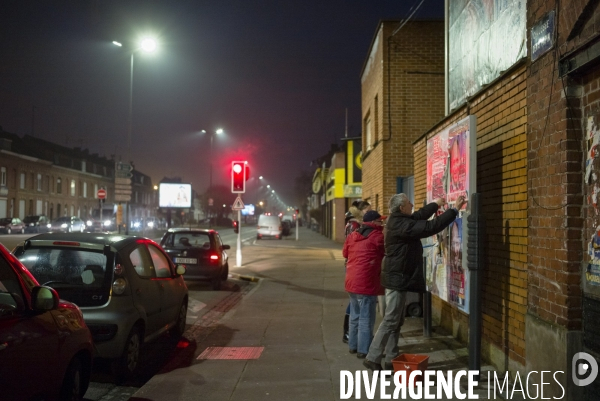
[202,128,223,227]
[113,37,158,235]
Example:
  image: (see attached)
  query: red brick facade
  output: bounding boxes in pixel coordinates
[414,63,529,369]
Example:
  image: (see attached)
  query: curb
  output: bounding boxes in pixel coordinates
[229,272,260,282]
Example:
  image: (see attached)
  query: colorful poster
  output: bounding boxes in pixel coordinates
[425,116,475,314]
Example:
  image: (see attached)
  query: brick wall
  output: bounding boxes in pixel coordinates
[527,0,591,333]
[413,63,529,368]
[361,20,445,211]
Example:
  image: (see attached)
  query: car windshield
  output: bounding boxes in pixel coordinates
[53,217,70,224]
[16,247,111,307]
[0,218,10,225]
[23,216,39,223]
[171,232,212,249]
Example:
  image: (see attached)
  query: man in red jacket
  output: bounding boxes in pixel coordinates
[343,210,386,358]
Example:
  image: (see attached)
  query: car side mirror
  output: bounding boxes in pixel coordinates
[31,286,59,311]
[176,264,186,275]
[223,244,231,250]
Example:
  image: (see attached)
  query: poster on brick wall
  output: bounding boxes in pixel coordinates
[425,115,476,313]
[584,114,600,297]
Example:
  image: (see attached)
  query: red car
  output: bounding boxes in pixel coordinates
[0,243,94,400]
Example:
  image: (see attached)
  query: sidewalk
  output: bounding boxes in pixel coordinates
[130,227,504,401]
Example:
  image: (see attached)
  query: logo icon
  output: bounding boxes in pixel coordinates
[572,352,599,386]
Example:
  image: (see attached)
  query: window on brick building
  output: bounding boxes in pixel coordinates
[83,182,87,198]
[364,114,373,151]
[57,178,62,194]
[70,179,76,196]
[19,172,25,189]
[37,174,42,191]
[0,167,6,187]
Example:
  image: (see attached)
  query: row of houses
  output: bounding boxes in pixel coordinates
[310,1,600,398]
[0,130,157,223]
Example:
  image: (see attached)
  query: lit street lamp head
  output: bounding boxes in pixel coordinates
[140,37,158,53]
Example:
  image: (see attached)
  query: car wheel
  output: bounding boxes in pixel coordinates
[211,277,222,291]
[172,300,188,337]
[6,228,10,234]
[59,356,89,401]
[221,263,229,281]
[115,326,142,381]
[406,302,423,317]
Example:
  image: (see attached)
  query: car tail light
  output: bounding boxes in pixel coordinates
[112,278,127,295]
[210,254,219,260]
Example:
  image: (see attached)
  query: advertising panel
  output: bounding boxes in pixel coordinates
[448,0,526,111]
[425,116,476,313]
[159,183,192,208]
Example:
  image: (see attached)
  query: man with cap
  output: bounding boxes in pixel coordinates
[343,210,386,358]
[363,193,466,371]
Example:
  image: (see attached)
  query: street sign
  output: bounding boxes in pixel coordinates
[115,194,131,202]
[115,177,131,185]
[232,196,245,210]
[115,171,133,179]
[97,189,107,199]
[116,163,133,172]
[114,188,132,195]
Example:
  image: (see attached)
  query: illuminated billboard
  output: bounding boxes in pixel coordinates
[241,204,255,216]
[159,183,192,208]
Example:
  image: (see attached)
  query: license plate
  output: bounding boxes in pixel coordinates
[174,257,197,264]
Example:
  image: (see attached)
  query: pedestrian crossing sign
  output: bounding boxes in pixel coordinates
[232,196,245,211]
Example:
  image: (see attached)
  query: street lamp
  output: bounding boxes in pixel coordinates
[113,36,158,234]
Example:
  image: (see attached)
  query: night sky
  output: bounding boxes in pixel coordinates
[0,0,444,207]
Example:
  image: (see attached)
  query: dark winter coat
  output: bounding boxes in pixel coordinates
[343,222,385,296]
[381,202,458,293]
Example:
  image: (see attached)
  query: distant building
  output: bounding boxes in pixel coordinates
[0,129,157,222]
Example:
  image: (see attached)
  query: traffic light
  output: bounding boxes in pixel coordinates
[233,220,239,234]
[231,161,246,193]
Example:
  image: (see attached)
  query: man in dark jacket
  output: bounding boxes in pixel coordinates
[363,193,466,371]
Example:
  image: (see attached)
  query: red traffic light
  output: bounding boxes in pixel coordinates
[231,161,246,193]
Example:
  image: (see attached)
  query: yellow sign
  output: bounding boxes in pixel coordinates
[355,151,363,170]
[116,204,123,225]
[312,168,322,193]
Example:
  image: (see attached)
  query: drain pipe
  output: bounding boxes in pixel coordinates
[423,199,432,338]
[467,193,485,380]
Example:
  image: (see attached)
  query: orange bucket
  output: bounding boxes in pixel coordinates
[391,354,429,385]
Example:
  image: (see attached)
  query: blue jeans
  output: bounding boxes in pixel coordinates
[348,293,377,355]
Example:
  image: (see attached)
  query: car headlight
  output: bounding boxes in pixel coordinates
[30,223,35,226]
[47,223,52,228]
[104,220,111,226]
[133,222,140,228]
[61,223,68,228]
[86,220,93,226]
[148,221,154,228]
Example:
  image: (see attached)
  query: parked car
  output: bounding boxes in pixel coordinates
[13,232,188,379]
[0,242,93,400]
[256,213,282,240]
[23,215,51,233]
[0,217,25,234]
[50,216,86,233]
[160,228,230,290]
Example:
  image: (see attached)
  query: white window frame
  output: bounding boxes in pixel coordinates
[37,173,42,191]
[83,182,87,198]
[70,179,76,196]
[0,167,6,186]
[19,172,25,189]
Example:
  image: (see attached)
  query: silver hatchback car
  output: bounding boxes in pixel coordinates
[14,232,188,379]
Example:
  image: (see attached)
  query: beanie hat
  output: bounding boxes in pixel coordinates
[363,210,384,222]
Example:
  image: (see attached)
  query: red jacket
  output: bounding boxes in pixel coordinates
[343,222,385,296]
